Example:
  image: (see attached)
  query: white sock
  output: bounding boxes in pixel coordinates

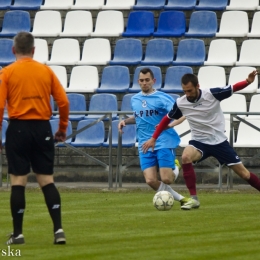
[157,182,184,201]
[173,166,179,181]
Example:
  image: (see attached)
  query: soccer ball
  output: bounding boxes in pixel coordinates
[153,191,174,211]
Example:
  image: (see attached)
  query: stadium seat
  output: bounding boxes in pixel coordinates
[66,66,99,93]
[2,120,8,146]
[97,66,130,93]
[133,0,165,10]
[85,94,118,120]
[236,40,260,66]
[162,66,193,93]
[0,11,30,37]
[153,11,185,37]
[33,38,48,64]
[220,94,247,121]
[109,39,142,65]
[71,0,104,9]
[172,39,205,66]
[50,119,73,145]
[10,0,42,10]
[168,94,180,101]
[90,11,124,37]
[129,66,162,92]
[0,39,16,66]
[195,0,228,10]
[31,11,62,37]
[120,93,135,118]
[141,39,174,66]
[164,0,196,10]
[185,11,217,37]
[59,11,93,37]
[247,12,260,37]
[103,120,136,147]
[247,95,260,120]
[226,0,258,10]
[204,39,237,66]
[48,66,67,89]
[197,66,226,90]
[228,66,258,94]
[122,11,155,37]
[216,11,249,37]
[234,119,260,147]
[78,38,111,65]
[102,0,134,10]
[41,0,73,10]
[71,119,105,147]
[47,39,80,65]
[0,0,11,10]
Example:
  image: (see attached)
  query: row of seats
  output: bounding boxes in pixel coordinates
[3,10,260,38]
[1,0,259,11]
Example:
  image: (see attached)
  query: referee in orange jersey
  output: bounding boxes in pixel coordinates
[0,32,69,245]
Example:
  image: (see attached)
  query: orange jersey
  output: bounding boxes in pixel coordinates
[0,57,69,132]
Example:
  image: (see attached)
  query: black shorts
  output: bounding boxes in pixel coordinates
[189,140,241,166]
[5,120,55,175]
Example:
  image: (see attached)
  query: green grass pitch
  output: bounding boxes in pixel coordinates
[0,188,260,260]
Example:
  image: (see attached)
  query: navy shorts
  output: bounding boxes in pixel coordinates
[5,120,55,175]
[189,140,241,166]
[139,148,176,171]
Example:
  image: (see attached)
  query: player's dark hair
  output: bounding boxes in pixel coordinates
[181,73,198,87]
[13,32,34,55]
[139,68,154,79]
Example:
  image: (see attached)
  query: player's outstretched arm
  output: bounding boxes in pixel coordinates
[233,70,258,92]
[118,116,136,134]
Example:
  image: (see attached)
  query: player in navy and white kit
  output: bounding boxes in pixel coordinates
[143,70,260,209]
[118,68,196,209]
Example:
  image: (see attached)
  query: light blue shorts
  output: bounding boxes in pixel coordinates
[139,148,176,171]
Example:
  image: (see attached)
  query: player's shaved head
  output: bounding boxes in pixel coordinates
[182,73,198,87]
[13,32,34,55]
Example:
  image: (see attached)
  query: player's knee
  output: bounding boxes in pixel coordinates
[161,177,172,185]
[182,153,192,164]
[146,178,157,187]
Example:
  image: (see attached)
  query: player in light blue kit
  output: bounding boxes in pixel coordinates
[118,68,195,209]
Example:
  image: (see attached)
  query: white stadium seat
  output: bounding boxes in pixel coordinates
[48,65,67,89]
[247,12,260,37]
[247,95,260,120]
[226,0,258,10]
[102,0,135,9]
[33,38,48,64]
[71,0,104,10]
[41,0,73,10]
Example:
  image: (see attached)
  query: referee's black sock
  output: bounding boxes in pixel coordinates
[42,183,62,233]
[11,185,26,237]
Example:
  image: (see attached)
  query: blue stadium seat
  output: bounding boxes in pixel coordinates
[85,94,118,120]
[141,39,174,66]
[0,0,11,10]
[164,0,196,10]
[133,0,165,10]
[2,120,8,146]
[185,11,217,37]
[153,11,185,37]
[49,119,73,145]
[0,11,30,37]
[97,66,130,93]
[103,120,136,147]
[122,11,155,37]
[120,93,135,118]
[168,94,180,101]
[172,39,205,66]
[162,66,193,93]
[109,39,142,65]
[0,39,16,66]
[195,0,228,10]
[10,0,42,10]
[71,119,105,147]
[129,66,162,93]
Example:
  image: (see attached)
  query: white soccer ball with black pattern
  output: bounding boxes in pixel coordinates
[153,191,174,211]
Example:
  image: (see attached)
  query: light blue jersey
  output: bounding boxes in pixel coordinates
[131,90,180,152]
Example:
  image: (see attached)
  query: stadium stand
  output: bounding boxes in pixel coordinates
[141,39,174,66]
[33,38,48,64]
[226,0,258,10]
[164,0,196,10]
[0,0,11,10]
[153,11,186,37]
[122,11,155,37]
[59,11,93,37]
[0,10,30,37]
[129,66,162,92]
[90,11,124,37]
[102,0,135,10]
[133,0,165,10]
[247,11,260,37]
[66,66,99,93]
[216,11,249,37]
[195,0,228,10]
[40,0,73,10]
[31,11,62,37]
[96,66,130,93]
[0,39,16,66]
[184,11,217,37]
[204,39,237,66]
[78,38,111,65]
[71,0,104,9]
[10,0,42,10]
[109,38,142,65]
[48,65,68,89]
[172,39,205,66]
[247,95,260,120]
